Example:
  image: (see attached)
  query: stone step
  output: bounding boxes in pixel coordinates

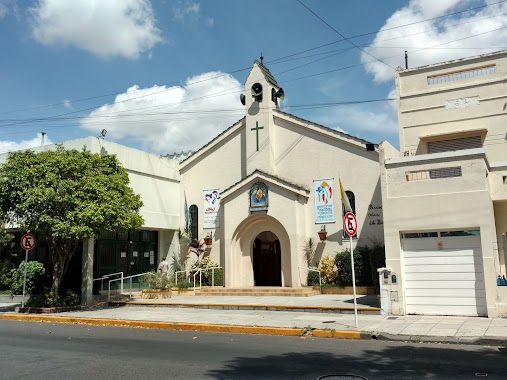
[197,287,320,297]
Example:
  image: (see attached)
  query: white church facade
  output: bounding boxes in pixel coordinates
[180,60,384,288]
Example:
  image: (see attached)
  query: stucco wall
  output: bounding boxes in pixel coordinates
[396,51,507,164]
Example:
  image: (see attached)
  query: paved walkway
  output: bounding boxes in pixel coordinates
[1,294,507,346]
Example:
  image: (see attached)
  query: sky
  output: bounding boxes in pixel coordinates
[1,0,507,155]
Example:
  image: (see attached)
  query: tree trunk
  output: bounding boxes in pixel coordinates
[47,236,79,293]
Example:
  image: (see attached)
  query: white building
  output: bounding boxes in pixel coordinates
[180,60,383,288]
[380,50,507,317]
[0,59,385,303]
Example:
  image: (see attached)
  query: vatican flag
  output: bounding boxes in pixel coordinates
[339,178,353,213]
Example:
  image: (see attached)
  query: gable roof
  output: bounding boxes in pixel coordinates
[255,60,279,87]
[179,117,245,167]
[220,169,310,201]
[274,109,377,148]
[179,107,378,169]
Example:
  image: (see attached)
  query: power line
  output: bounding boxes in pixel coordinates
[3,0,505,121]
[296,0,396,70]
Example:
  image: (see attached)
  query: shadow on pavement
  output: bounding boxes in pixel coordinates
[206,344,506,379]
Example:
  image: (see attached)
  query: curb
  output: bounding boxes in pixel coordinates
[110,301,381,315]
[0,313,363,340]
[371,332,507,347]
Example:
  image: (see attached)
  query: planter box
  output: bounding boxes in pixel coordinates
[141,289,172,299]
[171,288,194,296]
[316,286,376,295]
[16,305,81,314]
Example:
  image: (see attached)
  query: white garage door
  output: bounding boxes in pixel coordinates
[402,232,487,316]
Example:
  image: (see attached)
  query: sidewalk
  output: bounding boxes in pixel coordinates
[1,295,507,347]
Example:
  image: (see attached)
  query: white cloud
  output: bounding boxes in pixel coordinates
[173,1,213,26]
[29,0,162,59]
[173,1,199,19]
[0,133,53,154]
[0,2,8,19]
[362,0,507,82]
[80,71,244,154]
[63,99,72,109]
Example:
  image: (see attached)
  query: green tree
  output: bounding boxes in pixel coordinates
[0,145,144,293]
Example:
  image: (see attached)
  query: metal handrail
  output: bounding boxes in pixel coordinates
[93,271,124,294]
[193,269,202,295]
[175,269,192,285]
[177,267,223,286]
[298,266,322,291]
[108,272,147,301]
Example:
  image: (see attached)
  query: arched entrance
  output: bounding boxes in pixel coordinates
[253,231,281,286]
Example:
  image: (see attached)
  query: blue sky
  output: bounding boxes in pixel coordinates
[1,0,507,154]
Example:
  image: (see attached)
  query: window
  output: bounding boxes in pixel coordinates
[427,65,496,85]
[189,205,198,240]
[402,232,438,238]
[429,167,462,179]
[427,136,482,154]
[440,230,480,237]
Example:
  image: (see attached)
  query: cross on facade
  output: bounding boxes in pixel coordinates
[251,121,264,152]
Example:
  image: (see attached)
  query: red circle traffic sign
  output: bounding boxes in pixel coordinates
[343,212,358,237]
[21,233,36,251]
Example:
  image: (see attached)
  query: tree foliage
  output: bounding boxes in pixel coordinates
[0,145,144,292]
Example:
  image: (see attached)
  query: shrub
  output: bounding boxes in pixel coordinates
[303,238,316,267]
[192,256,222,286]
[0,260,14,291]
[175,280,193,289]
[28,287,63,308]
[318,255,337,285]
[142,271,174,290]
[369,244,386,294]
[307,270,321,286]
[63,289,80,306]
[27,287,80,308]
[5,260,46,297]
[334,249,364,287]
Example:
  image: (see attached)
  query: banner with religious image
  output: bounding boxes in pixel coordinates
[203,189,220,228]
[314,179,335,223]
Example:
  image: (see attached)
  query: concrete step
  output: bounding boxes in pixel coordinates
[197,287,320,297]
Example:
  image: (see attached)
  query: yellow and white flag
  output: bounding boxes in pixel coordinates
[339,177,353,213]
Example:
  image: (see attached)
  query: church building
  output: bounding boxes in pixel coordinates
[179,59,384,288]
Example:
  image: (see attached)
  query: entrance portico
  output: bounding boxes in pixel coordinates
[219,170,311,288]
[227,213,291,287]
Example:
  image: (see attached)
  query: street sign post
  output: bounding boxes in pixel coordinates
[20,233,36,308]
[343,212,359,328]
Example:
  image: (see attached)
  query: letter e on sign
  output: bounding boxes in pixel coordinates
[21,233,36,251]
[343,212,358,237]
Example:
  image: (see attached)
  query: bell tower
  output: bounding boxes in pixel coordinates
[240,55,284,176]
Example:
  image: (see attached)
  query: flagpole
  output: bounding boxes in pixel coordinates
[350,234,358,328]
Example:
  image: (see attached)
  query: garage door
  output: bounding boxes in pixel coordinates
[402,232,487,316]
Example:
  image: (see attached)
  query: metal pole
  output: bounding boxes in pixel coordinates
[21,250,28,307]
[121,272,124,294]
[350,235,358,328]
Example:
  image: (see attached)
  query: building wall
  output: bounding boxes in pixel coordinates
[380,142,499,315]
[384,51,507,316]
[396,50,507,164]
[179,123,245,267]
[273,113,384,258]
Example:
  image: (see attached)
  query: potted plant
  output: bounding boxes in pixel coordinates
[203,232,213,246]
[317,225,327,241]
[141,272,173,299]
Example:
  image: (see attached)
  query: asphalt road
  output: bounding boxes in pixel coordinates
[0,320,505,380]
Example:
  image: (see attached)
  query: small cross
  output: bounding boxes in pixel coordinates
[251,121,264,152]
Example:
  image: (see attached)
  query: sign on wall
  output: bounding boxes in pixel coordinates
[203,189,220,228]
[314,179,335,223]
[249,182,268,212]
